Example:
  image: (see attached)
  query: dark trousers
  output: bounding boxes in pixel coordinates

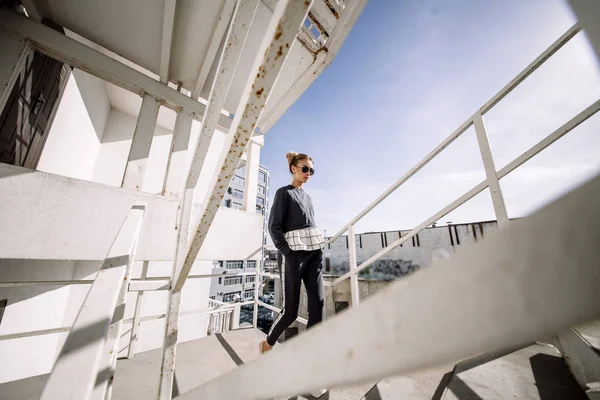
[266,249,324,346]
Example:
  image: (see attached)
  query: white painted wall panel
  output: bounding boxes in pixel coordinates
[37,74,102,180]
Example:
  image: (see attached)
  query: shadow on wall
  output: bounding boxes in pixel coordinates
[0,259,102,306]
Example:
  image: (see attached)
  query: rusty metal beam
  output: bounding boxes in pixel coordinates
[185,0,260,189]
[173,0,314,292]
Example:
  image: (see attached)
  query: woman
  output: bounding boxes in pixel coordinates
[259,151,325,354]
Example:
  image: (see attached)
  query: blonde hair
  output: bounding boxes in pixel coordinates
[286,151,312,173]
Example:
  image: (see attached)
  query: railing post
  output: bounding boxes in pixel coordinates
[348,224,360,307]
[127,260,149,359]
[473,112,510,228]
[162,110,193,197]
[122,93,160,191]
[232,304,241,330]
[157,188,193,400]
[242,140,260,212]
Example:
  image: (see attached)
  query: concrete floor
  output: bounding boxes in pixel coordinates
[0,330,590,400]
[0,328,267,400]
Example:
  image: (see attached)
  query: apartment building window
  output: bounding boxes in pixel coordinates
[256,197,265,206]
[232,175,245,186]
[225,260,244,270]
[233,189,244,200]
[232,202,242,210]
[222,292,240,303]
[256,206,264,215]
[257,185,265,195]
[224,276,243,286]
[245,275,255,283]
[244,289,254,299]
[258,171,266,183]
[247,260,257,270]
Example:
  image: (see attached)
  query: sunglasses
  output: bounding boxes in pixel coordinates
[299,165,315,175]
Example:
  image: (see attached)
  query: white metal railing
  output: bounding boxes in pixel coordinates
[323,24,600,310]
[38,205,145,400]
[179,172,600,399]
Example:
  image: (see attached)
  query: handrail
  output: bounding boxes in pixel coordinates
[323,24,595,298]
[179,174,600,400]
[327,23,581,245]
[329,99,600,285]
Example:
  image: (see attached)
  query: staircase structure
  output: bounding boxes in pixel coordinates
[1,0,600,399]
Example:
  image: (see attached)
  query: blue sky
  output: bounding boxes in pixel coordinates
[261,0,600,237]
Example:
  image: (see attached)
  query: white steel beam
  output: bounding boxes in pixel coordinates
[122,94,161,190]
[41,207,144,400]
[0,280,94,287]
[160,0,177,84]
[191,0,237,99]
[347,224,359,307]
[174,0,314,292]
[0,9,232,129]
[258,0,368,133]
[129,279,171,291]
[242,141,260,211]
[179,173,600,400]
[128,261,149,359]
[162,110,193,196]
[331,98,600,286]
[93,206,145,400]
[185,0,260,189]
[326,24,580,244]
[497,99,600,179]
[0,28,31,117]
[473,112,509,228]
[158,187,194,400]
[480,24,580,114]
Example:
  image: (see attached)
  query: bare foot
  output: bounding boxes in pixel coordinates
[259,340,272,354]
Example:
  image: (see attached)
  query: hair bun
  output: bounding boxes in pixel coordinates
[286,151,298,164]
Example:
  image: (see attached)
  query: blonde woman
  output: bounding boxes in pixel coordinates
[259,152,324,354]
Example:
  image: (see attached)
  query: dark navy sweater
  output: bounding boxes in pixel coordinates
[268,185,318,256]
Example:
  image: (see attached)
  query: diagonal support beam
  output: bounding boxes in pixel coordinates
[159,0,177,84]
[162,110,193,197]
[121,93,161,190]
[191,0,237,99]
[185,0,260,189]
[174,0,314,292]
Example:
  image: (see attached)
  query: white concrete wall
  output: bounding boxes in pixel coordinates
[327,222,499,279]
[91,108,173,193]
[37,71,107,181]
[0,72,266,384]
[0,260,76,383]
[54,260,212,359]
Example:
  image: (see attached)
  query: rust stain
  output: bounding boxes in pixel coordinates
[274,30,282,41]
[275,45,283,60]
[255,88,264,96]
